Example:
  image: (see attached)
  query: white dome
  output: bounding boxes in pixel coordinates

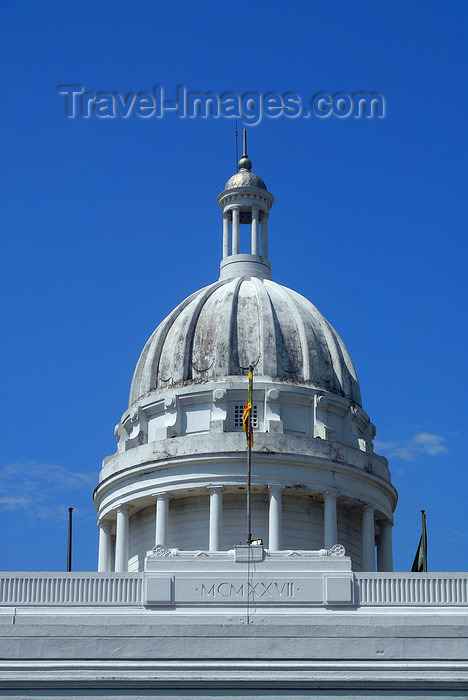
[129,276,361,407]
[224,169,267,191]
[96,140,397,578]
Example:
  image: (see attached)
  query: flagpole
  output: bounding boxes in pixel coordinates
[66,507,73,572]
[246,365,253,545]
[421,509,427,572]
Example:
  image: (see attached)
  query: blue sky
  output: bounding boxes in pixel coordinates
[1,0,466,572]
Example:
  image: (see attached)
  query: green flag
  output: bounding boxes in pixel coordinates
[411,510,427,572]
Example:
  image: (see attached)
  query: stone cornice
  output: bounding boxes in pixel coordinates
[94,432,397,521]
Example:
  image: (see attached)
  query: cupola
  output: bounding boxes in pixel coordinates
[217,130,274,280]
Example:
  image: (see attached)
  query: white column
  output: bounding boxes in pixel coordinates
[268,485,282,551]
[251,208,259,255]
[155,493,169,547]
[97,520,112,572]
[208,486,223,552]
[110,536,116,572]
[261,213,269,258]
[114,505,129,573]
[222,213,230,259]
[377,520,394,572]
[232,207,240,255]
[361,505,376,571]
[323,493,337,549]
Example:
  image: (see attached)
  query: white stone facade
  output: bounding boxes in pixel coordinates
[0,562,467,696]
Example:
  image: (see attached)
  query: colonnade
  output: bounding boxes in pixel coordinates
[98,488,393,573]
[222,208,269,259]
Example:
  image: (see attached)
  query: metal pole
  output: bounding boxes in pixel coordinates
[246,365,253,545]
[247,422,252,545]
[67,507,73,572]
[421,509,427,572]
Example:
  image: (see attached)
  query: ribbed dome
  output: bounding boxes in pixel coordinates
[224,170,267,191]
[129,277,361,407]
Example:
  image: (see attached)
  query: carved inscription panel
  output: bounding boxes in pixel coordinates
[200,580,295,600]
[175,576,324,604]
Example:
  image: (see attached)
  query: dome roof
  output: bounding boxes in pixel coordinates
[222,133,268,192]
[129,276,361,407]
[224,169,267,191]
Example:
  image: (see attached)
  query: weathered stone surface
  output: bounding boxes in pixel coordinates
[129,278,362,405]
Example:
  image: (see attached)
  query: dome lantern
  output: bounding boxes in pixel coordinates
[217,130,274,280]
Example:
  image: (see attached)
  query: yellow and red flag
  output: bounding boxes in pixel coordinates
[242,367,254,447]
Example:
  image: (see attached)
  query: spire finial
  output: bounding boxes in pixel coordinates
[238,128,252,171]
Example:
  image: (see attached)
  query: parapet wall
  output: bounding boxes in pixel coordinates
[0,559,466,609]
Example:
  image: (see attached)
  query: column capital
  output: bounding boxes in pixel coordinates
[115,503,131,513]
[268,484,283,492]
[152,492,170,501]
[207,484,224,492]
[98,519,112,530]
[324,491,337,501]
[378,518,394,528]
